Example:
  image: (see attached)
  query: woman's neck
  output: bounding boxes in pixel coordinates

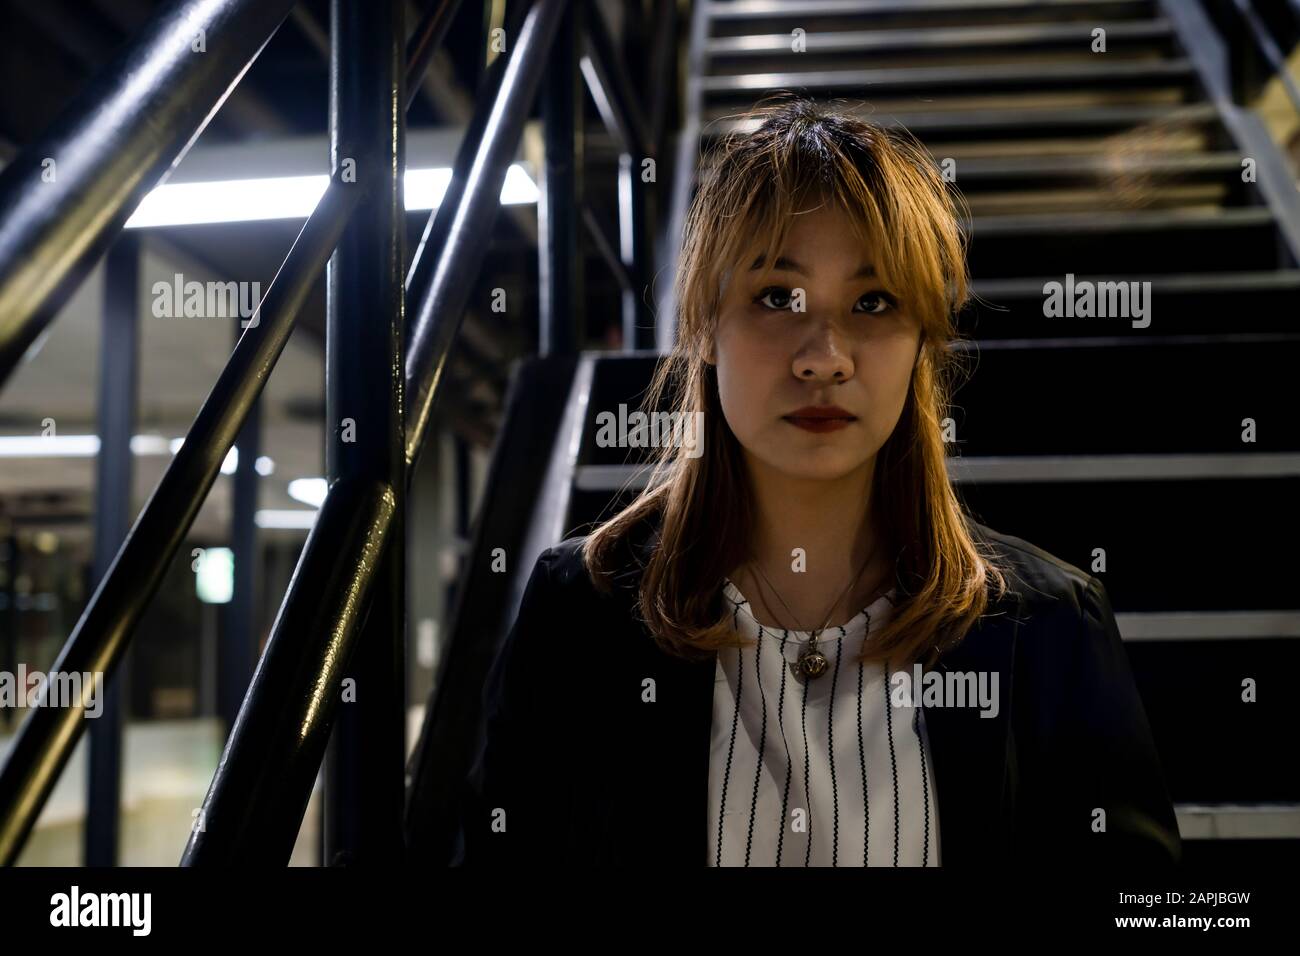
[730,453,893,631]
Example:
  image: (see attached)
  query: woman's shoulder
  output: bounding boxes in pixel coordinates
[534,510,660,602]
[962,520,1136,709]
[964,516,1104,620]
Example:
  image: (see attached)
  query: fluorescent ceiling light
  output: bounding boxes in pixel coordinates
[129,434,171,455]
[0,435,272,477]
[405,164,539,210]
[287,477,328,508]
[194,547,234,604]
[127,174,329,228]
[124,165,538,228]
[254,509,318,530]
[0,434,173,457]
[0,435,102,457]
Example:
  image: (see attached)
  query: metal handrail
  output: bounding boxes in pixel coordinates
[1230,0,1300,119]
[1163,0,1300,264]
[404,0,570,470]
[0,0,299,390]
[0,0,472,865]
[0,170,368,864]
[0,0,628,866]
[184,0,569,865]
[581,1,651,159]
[577,0,657,350]
[404,0,462,112]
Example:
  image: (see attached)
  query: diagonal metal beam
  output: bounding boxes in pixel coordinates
[0,0,300,392]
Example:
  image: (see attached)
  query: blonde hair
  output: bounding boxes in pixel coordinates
[582,95,1011,669]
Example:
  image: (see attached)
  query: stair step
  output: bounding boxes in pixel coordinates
[1175,804,1300,839]
[706,21,1175,73]
[575,454,1300,494]
[705,89,1199,126]
[950,149,1240,178]
[968,206,1274,234]
[708,20,1173,57]
[704,102,1222,143]
[948,340,1298,455]
[965,271,1300,337]
[708,0,1158,35]
[963,187,1234,215]
[938,151,1248,198]
[701,58,1198,101]
[933,133,1215,158]
[965,207,1278,275]
[1117,611,1300,641]
[1124,633,1300,801]
[960,476,1296,611]
[973,268,1300,296]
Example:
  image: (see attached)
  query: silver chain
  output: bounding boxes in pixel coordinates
[747,541,879,644]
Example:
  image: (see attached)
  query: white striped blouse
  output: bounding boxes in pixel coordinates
[707,579,940,867]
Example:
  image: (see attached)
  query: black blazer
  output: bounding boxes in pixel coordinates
[455,514,1182,867]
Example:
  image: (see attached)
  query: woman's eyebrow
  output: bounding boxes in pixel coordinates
[748,254,876,279]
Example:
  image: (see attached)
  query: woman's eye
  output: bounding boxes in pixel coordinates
[755,286,793,310]
[855,292,895,314]
[753,287,897,314]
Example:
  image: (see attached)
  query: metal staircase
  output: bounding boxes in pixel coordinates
[409,0,1300,866]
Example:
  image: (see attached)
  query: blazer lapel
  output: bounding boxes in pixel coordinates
[922,587,1022,867]
[604,520,718,866]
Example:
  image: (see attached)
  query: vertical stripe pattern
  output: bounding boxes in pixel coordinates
[707,581,940,867]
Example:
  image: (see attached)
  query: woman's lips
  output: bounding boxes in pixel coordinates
[783,415,855,433]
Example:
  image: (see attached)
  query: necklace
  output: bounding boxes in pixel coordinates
[748,543,880,682]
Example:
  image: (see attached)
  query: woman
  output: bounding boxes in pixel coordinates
[457,97,1181,868]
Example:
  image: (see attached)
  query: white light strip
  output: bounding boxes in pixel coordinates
[1176,803,1300,839]
[127,174,329,228]
[0,435,274,477]
[1116,610,1300,640]
[254,509,319,530]
[129,434,170,455]
[287,477,328,508]
[0,435,103,457]
[124,165,538,228]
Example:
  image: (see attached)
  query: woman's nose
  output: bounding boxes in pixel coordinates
[792,320,853,383]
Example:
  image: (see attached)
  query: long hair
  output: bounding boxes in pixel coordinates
[581,95,1011,669]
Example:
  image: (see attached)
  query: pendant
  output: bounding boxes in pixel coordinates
[797,643,829,680]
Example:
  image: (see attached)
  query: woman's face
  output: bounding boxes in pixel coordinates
[708,200,923,484]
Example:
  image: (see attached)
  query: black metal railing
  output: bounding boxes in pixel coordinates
[0,0,301,391]
[0,0,663,866]
[1207,0,1300,118]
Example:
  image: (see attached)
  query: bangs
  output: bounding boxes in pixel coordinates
[698,119,963,335]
